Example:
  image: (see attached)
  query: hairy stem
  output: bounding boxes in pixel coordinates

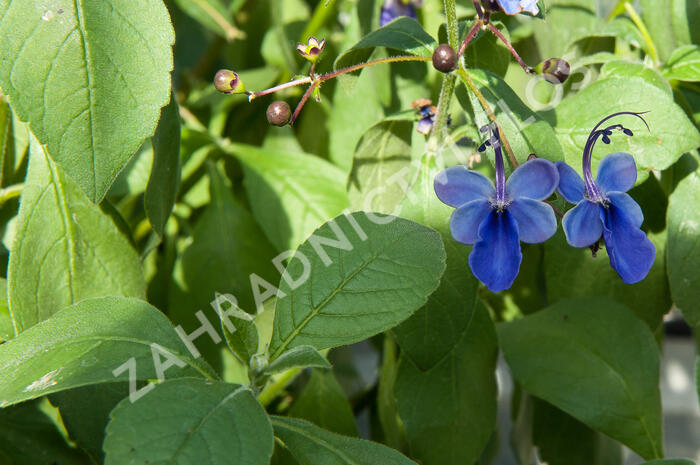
[456,67,519,168]
[486,23,534,74]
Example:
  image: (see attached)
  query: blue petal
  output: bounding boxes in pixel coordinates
[468,210,522,292]
[508,198,557,244]
[562,200,603,247]
[596,152,637,194]
[607,191,643,228]
[380,0,416,26]
[434,165,495,207]
[506,158,559,201]
[450,200,492,245]
[496,0,539,15]
[555,161,585,204]
[600,202,656,284]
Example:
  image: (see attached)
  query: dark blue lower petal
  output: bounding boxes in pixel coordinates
[468,209,522,292]
[600,202,656,284]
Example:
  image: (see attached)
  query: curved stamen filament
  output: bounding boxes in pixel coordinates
[581,111,649,200]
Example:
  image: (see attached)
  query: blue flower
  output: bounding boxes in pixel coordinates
[380,0,422,26]
[434,123,559,292]
[481,0,539,16]
[555,112,655,284]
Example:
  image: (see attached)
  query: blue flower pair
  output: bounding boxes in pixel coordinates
[434,113,655,292]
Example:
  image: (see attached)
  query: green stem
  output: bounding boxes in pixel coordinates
[0,183,23,205]
[427,0,459,154]
[623,1,659,64]
[257,368,302,407]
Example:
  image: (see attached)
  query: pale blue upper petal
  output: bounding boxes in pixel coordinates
[555,161,585,204]
[561,200,603,247]
[508,198,557,244]
[450,199,492,245]
[596,152,637,194]
[434,165,495,208]
[506,158,559,201]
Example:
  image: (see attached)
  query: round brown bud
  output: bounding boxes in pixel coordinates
[537,58,571,84]
[266,101,291,126]
[432,44,457,73]
[214,69,245,94]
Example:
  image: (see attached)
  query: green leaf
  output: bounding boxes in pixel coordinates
[268,212,446,360]
[7,140,145,333]
[0,0,174,201]
[544,76,700,178]
[289,370,359,437]
[461,69,565,170]
[334,17,436,73]
[498,297,663,460]
[393,301,497,465]
[532,398,623,465]
[0,296,217,407]
[225,143,349,252]
[348,120,412,214]
[217,296,260,365]
[327,5,386,172]
[168,163,277,366]
[0,278,11,343]
[531,0,599,57]
[104,378,273,465]
[0,401,90,465]
[174,0,243,41]
[662,45,700,82]
[639,461,696,465]
[667,168,700,335]
[641,0,699,61]
[146,93,181,238]
[544,229,670,330]
[270,416,417,465]
[263,345,331,375]
[601,60,672,95]
[49,383,130,463]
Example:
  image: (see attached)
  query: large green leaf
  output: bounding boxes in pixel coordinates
[146,93,181,238]
[334,17,436,73]
[7,140,145,333]
[393,301,497,465]
[0,401,90,465]
[498,297,663,460]
[347,120,413,214]
[49,383,130,463]
[532,398,623,465]
[0,278,11,343]
[543,76,700,178]
[667,168,700,335]
[662,45,700,82]
[268,212,446,360]
[0,0,174,201]
[461,69,565,170]
[289,370,358,437]
[544,229,670,330]
[641,0,700,61]
[0,296,217,407]
[174,0,243,41]
[168,163,278,364]
[225,143,349,252]
[270,416,417,465]
[104,378,273,465]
